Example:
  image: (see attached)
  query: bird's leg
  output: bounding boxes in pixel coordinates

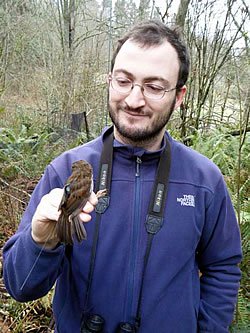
[96,189,107,199]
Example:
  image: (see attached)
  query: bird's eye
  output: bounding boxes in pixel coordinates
[65,184,71,193]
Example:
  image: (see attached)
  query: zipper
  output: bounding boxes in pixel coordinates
[125,157,142,321]
[135,156,141,176]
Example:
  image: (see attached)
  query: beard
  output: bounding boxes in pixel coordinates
[108,97,176,145]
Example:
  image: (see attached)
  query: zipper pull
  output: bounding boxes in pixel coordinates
[135,157,142,177]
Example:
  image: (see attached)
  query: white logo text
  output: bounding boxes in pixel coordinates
[177,195,195,207]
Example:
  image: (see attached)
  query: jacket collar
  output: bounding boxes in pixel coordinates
[101,126,171,161]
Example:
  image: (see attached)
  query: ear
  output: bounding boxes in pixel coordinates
[106,72,112,84]
[174,86,186,109]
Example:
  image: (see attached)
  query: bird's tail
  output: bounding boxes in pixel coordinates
[57,211,87,245]
[57,211,73,245]
[71,215,87,242]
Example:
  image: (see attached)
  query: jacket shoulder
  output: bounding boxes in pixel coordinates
[170,138,223,192]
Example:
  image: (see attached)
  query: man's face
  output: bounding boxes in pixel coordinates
[108,39,186,147]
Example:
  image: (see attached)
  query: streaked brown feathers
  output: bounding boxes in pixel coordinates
[57,160,93,245]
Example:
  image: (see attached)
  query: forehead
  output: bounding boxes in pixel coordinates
[113,40,180,83]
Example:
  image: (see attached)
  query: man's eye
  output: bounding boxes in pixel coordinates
[116,78,131,86]
[145,84,164,93]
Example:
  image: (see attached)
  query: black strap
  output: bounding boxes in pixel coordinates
[147,139,171,221]
[83,128,113,311]
[83,127,171,330]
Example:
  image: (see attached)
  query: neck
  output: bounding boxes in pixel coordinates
[113,127,164,151]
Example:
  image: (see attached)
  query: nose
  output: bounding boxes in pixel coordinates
[124,84,146,109]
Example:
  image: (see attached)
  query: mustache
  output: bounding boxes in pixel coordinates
[120,104,148,115]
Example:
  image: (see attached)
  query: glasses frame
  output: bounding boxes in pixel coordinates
[108,75,177,100]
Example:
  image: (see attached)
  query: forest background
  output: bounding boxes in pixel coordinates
[0,0,249,331]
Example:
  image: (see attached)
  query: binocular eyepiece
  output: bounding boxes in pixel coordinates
[81,314,136,333]
[81,314,105,332]
[117,322,136,333]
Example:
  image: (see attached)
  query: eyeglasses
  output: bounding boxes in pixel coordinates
[108,75,176,100]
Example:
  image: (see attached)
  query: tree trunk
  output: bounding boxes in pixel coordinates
[175,0,191,28]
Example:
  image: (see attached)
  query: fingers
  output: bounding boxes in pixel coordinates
[45,188,64,208]
[79,212,92,223]
[88,191,98,206]
[78,191,98,222]
[36,188,64,222]
[31,188,64,246]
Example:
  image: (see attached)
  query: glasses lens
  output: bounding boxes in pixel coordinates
[143,84,165,100]
[111,77,132,94]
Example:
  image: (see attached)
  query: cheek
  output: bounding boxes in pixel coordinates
[109,89,123,103]
[148,99,175,118]
[148,101,166,114]
[160,96,176,111]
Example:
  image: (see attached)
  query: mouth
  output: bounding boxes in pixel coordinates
[123,108,149,118]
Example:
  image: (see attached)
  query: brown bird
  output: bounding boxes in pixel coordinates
[57,160,105,245]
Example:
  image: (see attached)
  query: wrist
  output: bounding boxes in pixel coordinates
[31,231,60,250]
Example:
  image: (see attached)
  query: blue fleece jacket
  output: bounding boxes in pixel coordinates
[3,127,242,333]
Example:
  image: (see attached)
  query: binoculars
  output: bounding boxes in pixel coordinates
[81,314,136,333]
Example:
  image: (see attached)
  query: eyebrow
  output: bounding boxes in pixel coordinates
[113,69,171,86]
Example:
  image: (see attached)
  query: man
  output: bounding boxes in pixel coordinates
[3,20,242,333]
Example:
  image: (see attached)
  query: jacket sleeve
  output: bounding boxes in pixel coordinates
[3,164,66,302]
[197,177,242,332]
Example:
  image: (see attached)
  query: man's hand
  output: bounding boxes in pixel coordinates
[31,188,98,249]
